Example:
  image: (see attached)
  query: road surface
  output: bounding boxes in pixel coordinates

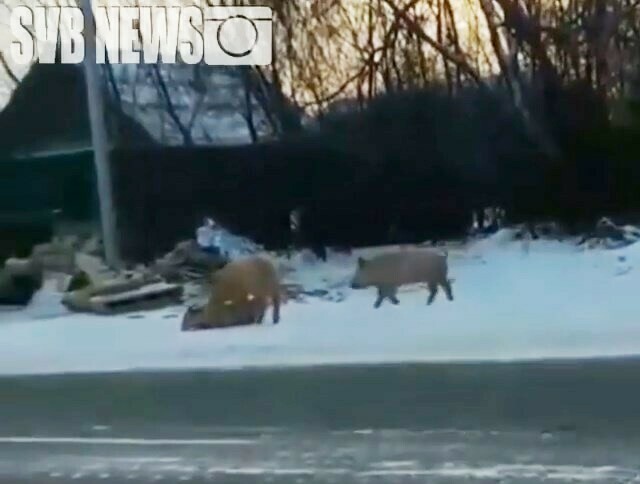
[1,359,640,483]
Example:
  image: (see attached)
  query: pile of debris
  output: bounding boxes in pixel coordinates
[57,236,227,314]
[578,217,640,250]
[62,271,183,315]
[151,239,228,283]
[2,218,309,315]
[0,233,186,314]
[1,215,270,313]
[0,257,43,306]
[152,218,265,283]
[196,218,264,259]
[0,235,87,307]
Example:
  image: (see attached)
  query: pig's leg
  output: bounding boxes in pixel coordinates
[376,286,399,307]
[256,306,265,324]
[441,279,454,301]
[427,282,438,305]
[272,293,281,324]
[256,299,268,324]
[374,287,385,308]
[387,287,400,305]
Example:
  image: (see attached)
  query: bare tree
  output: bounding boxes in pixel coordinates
[151,64,194,145]
[240,67,258,143]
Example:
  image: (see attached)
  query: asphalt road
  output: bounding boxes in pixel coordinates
[1,359,640,483]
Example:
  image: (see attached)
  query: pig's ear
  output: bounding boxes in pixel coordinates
[357,257,366,268]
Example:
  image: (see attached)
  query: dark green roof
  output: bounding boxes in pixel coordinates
[0,63,154,159]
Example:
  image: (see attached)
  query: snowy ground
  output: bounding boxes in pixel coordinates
[1,229,640,376]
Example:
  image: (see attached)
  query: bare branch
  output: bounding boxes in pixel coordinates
[152,65,194,146]
[382,0,487,87]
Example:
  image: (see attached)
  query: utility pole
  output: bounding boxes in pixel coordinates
[80,0,121,269]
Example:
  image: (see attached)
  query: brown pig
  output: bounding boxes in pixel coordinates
[349,249,453,308]
[182,256,281,331]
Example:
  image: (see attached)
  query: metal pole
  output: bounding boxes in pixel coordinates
[80,0,121,269]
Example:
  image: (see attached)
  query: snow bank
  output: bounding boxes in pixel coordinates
[1,235,640,376]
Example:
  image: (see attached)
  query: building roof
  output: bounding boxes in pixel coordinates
[0,63,155,160]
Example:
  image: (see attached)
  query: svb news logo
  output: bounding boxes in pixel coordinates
[9,5,273,65]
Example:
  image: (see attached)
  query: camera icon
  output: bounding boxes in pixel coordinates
[204,6,272,66]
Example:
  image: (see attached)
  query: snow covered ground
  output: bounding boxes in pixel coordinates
[1,229,640,376]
